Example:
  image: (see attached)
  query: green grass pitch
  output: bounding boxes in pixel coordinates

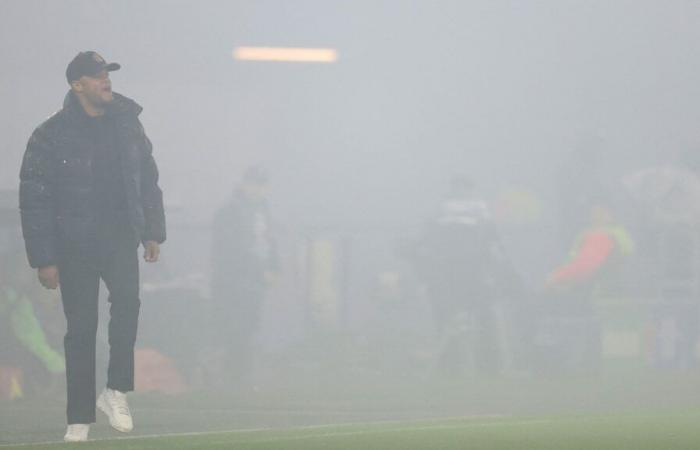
[2,411,700,450]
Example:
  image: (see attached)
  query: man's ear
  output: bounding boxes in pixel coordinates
[70,79,83,92]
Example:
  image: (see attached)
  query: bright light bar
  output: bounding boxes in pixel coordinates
[233,47,338,63]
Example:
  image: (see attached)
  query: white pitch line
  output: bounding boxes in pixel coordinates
[0,415,552,448]
[122,407,461,417]
[204,419,560,446]
[3,406,472,417]
[1,411,685,447]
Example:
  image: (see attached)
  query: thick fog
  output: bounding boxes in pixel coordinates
[3,0,700,442]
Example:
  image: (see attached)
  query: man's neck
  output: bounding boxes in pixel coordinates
[75,93,105,117]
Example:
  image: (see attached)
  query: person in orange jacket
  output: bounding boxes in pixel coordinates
[547,204,634,291]
[536,202,634,372]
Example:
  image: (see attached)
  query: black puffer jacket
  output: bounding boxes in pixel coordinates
[19,91,166,268]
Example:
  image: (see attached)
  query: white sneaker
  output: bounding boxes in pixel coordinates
[97,388,134,432]
[64,424,90,442]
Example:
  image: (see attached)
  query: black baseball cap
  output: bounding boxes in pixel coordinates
[66,51,120,84]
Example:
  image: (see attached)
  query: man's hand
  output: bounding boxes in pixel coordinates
[38,265,60,289]
[143,240,160,262]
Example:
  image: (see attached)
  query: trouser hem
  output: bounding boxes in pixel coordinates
[67,415,96,425]
[106,382,134,393]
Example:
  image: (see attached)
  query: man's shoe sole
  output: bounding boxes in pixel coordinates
[97,395,133,433]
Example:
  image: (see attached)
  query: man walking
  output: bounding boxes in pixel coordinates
[19,51,166,442]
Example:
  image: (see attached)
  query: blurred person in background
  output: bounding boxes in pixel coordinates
[19,51,166,442]
[623,148,700,369]
[210,166,279,388]
[538,200,634,372]
[546,202,634,290]
[414,175,511,376]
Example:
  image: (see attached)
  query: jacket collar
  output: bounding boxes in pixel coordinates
[63,90,143,121]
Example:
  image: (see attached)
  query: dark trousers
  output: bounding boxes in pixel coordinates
[429,280,501,376]
[211,283,264,381]
[58,237,140,424]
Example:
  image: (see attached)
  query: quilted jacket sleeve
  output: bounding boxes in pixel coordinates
[138,120,166,244]
[19,127,57,268]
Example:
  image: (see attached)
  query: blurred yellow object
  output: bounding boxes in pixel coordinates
[308,239,340,330]
[0,367,23,400]
[10,375,23,400]
[493,187,543,225]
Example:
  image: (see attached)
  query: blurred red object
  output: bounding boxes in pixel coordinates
[134,348,187,395]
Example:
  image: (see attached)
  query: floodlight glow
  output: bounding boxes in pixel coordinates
[233,47,338,63]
